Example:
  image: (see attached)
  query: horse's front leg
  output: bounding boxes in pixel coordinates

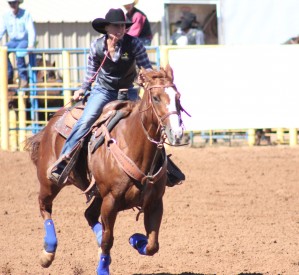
[38,180,61,268]
[129,198,163,256]
[144,198,163,255]
[96,193,118,275]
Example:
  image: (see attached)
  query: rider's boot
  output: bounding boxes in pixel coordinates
[47,155,70,186]
[166,155,185,187]
[47,140,84,186]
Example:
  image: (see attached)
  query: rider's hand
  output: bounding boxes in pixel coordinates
[73,89,85,102]
[137,72,146,87]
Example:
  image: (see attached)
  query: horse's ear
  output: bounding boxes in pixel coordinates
[137,67,148,87]
[165,64,174,82]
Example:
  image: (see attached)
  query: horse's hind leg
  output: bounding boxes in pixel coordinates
[84,197,103,247]
[38,180,61,268]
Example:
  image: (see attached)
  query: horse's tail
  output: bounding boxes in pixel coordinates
[24,128,45,166]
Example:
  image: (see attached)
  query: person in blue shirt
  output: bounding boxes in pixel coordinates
[48,8,153,185]
[0,0,36,87]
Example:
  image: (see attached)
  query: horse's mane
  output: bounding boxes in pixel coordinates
[24,128,45,165]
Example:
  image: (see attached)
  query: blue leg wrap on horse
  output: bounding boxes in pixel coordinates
[92,222,102,246]
[96,254,110,275]
[44,219,57,253]
[129,233,148,255]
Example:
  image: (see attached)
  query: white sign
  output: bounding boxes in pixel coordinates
[169,45,299,131]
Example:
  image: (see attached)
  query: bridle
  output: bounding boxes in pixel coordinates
[138,83,183,146]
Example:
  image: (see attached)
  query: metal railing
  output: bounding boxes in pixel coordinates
[0,46,161,151]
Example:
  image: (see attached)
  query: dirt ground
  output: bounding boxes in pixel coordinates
[1,145,299,275]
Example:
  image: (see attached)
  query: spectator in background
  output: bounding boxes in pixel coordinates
[170,12,205,46]
[170,20,185,45]
[0,0,36,87]
[120,0,152,46]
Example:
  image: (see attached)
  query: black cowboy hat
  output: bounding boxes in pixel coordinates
[182,12,197,23]
[92,8,133,34]
[180,18,192,30]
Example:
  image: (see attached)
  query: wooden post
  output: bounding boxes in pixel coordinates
[18,91,26,151]
[189,131,194,147]
[248,129,255,146]
[209,129,213,145]
[62,50,72,106]
[276,128,284,144]
[0,46,9,150]
[9,109,17,151]
[159,46,169,68]
[289,128,297,146]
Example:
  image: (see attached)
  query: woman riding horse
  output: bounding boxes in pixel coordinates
[25,64,185,274]
[48,8,153,185]
[25,8,186,275]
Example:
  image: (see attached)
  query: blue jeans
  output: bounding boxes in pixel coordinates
[6,39,28,81]
[60,85,138,156]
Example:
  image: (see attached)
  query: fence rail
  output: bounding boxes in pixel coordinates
[1,45,298,151]
[0,46,161,151]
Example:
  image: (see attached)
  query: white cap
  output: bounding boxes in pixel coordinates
[119,0,138,6]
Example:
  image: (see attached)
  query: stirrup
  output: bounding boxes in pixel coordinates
[54,162,72,186]
[47,156,70,186]
[47,140,84,186]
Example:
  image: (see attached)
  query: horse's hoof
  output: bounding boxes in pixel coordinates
[40,249,55,268]
[129,233,148,255]
[96,254,110,275]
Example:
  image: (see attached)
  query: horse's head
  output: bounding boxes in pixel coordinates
[35,58,62,83]
[139,65,184,145]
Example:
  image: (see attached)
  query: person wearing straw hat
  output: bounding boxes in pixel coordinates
[0,0,36,87]
[121,0,152,46]
[48,8,153,185]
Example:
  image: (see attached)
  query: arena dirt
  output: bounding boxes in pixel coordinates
[1,146,299,275]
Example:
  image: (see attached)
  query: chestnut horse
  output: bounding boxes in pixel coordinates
[25,65,185,274]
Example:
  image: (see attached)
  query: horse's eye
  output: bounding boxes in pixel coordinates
[152,96,159,103]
